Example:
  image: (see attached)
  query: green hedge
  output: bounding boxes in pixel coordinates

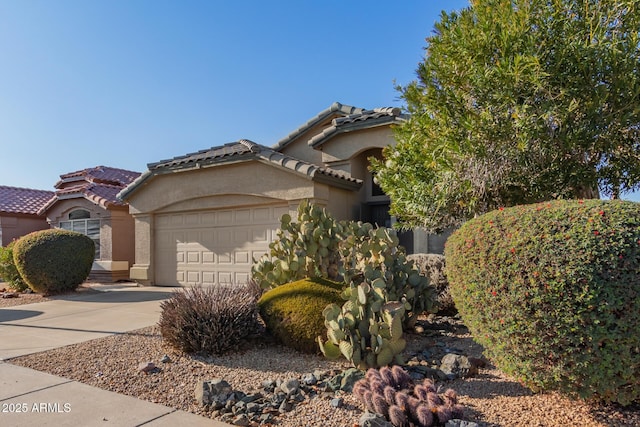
[0,241,28,291]
[445,199,640,404]
[13,229,95,295]
[258,277,344,353]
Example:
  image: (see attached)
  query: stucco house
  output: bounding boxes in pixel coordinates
[0,186,53,246]
[40,166,140,282]
[118,102,436,287]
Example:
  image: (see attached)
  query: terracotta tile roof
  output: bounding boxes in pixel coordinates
[55,166,141,188]
[309,107,405,148]
[0,186,54,215]
[40,166,140,214]
[273,102,366,150]
[119,140,362,200]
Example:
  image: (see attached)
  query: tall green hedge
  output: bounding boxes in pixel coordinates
[445,199,640,404]
[13,229,95,295]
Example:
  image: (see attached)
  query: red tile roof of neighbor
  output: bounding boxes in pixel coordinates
[55,166,141,188]
[0,186,55,215]
[40,166,141,214]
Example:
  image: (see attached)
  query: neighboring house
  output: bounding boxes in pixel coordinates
[118,102,438,287]
[0,186,53,246]
[40,166,140,282]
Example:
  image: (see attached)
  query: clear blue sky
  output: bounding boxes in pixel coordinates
[1,1,638,202]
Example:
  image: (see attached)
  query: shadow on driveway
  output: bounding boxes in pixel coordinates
[50,290,176,303]
[0,309,43,322]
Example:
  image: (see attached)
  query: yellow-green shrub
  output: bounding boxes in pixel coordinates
[258,277,344,353]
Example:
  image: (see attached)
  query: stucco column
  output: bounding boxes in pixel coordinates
[129,213,155,285]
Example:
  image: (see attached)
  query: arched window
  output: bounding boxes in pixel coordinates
[68,209,90,220]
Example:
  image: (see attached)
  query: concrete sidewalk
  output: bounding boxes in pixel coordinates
[0,283,230,426]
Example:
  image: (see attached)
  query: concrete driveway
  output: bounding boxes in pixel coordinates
[0,283,230,426]
[0,284,175,360]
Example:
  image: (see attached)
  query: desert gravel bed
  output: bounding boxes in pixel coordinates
[0,290,50,307]
[8,313,640,427]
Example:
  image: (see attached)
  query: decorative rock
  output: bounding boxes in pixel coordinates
[330,397,343,408]
[1,292,19,298]
[446,420,480,427]
[313,369,328,380]
[160,354,171,363]
[278,400,293,413]
[259,413,274,424]
[301,372,317,385]
[261,379,276,391]
[195,379,233,407]
[231,414,249,426]
[245,402,260,413]
[326,372,343,391]
[440,354,478,378]
[340,367,365,392]
[137,362,156,373]
[280,378,300,395]
[360,411,394,427]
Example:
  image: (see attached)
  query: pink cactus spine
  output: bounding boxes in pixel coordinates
[380,366,395,387]
[366,368,382,382]
[372,393,390,418]
[414,384,429,401]
[383,385,396,404]
[451,403,465,419]
[415,403,434,427]
[363,390,375,412]
[391,365,412,390]
[435,405,453,424]
[394,391,409,410]
[443,388,458,405]
[426,391,443,407]
[406,396,422,421]
[370,378,385,396]
[422,378,437,393]
[352,380,369,400]
[388,404,408,427]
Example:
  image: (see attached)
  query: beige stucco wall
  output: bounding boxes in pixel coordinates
[320,127,394,165]
[123,159,360,284]
[0,214,50,246]
[126,161,318,214]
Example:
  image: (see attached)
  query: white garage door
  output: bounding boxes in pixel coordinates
[155,205,288,286]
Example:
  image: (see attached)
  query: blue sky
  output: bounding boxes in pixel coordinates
[0,1,637,202]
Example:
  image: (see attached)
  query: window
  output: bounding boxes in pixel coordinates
[60,210,100,259]
[69,209,90,220]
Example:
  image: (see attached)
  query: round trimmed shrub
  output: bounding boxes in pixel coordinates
[13,229,95,295]
[0,241,28,291]
[258,277,344,353]
[445,199,640,404]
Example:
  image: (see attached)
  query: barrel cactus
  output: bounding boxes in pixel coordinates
[353,366,464,426]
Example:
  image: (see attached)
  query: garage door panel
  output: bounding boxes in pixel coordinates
[234,251,250,265]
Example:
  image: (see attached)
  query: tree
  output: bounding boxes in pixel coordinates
[372,0,640,232]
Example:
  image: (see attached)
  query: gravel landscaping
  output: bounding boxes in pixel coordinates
[5,294,640,427]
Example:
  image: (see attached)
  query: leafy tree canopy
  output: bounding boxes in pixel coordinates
[372,0,640,232]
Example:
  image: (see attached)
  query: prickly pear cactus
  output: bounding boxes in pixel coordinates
[318,278,407,369]
[340,222,435,329]
[252,200,344,289]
